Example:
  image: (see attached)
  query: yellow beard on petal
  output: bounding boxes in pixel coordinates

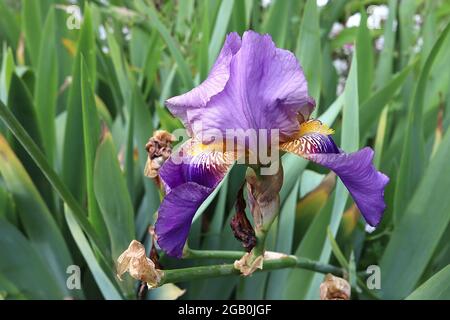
[180,139,237,174]
[188,138,251,164]
[296,119,334,138]
[189,141,226,157]
[279,119,336,156]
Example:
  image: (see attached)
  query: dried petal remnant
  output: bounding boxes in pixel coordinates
[117,240,164,289]
[234,252,264,276]
[319,273,351,300]
[233,251,288,276]
[230,185,256,252]
[144,130,176,178]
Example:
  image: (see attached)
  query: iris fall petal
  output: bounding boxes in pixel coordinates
[155,140,233,257]
[281,127,388,227]
[155,182,212,258]
[307,147,389,227]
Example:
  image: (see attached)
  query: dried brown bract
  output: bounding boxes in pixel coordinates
[117,240,164,289]
[234,252,264,276]
[144,130,176,178]
[319,273,351,300]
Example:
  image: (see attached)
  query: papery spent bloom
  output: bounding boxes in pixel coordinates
[144,130,176,179]
[117,240,163,288]
[155,31,389,258]
[320,273,351,300]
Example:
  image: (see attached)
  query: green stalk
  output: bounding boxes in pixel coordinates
[160,255,344,285]
[183,248,245,260]
[250,228,270,263]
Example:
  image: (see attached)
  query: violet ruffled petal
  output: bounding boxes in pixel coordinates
[307,147,389,227]
[155,182,212,258]
[165,32,241,132]
[156,141,233,257]
[281,131,388,227]
[159,140,233,192]
[187,30,314,141]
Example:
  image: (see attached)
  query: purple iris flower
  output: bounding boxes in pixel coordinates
[155,31,389,258]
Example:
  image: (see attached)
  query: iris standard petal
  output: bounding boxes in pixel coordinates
[185,30,315,142]
[165,32,241,132]
[155,182,212,258]
[280,121,388,227]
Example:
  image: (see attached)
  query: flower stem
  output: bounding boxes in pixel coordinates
[250,229,268,261]
[159,255,344,286]
[183,248,245,260]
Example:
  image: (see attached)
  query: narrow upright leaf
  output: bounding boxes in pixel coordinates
[63,3,96,200]
[374,0,397,89]
[381,125,450,299]
[296,0,321,104]
[394,22,450,223]
[406,266,450,300]
[0,135,75,297]
[0,46,14,104]
[65,210,123,300]
[266,181,299,299]
[0,220,66,299]
[22,0,42,66]
[263,0,293,48]
[306,54,359,299]
[94,132,135,260]
[208,0,235,67]
[356,10,373,104]
[81,56,110,248]
[134,0,194,89]
[34,8,57,163]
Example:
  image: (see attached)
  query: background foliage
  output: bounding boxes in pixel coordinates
[0,0,449,300]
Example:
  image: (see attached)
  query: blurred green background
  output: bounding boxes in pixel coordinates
[0,0,449,300]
